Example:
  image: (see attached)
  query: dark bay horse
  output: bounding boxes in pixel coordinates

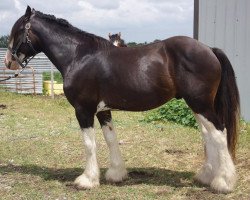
[4,7,240,193]
[108,32,127,47]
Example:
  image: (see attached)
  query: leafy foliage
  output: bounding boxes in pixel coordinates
[43,71,63,83]
[0,35,9,48]
[144,99,198,128]
[127,41,148,47]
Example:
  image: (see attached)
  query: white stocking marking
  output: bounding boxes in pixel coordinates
[74,127,100,189]
[195,114,236,193]
[194,114,213,185]
[102,121,128,182]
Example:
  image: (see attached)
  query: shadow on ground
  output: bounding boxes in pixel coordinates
[0,163,197,188]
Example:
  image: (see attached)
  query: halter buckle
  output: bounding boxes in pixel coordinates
[25,22,31,30]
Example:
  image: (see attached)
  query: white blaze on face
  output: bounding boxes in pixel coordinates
[4,38,24,70]
[113,40,119,47]
[4,39,14,67]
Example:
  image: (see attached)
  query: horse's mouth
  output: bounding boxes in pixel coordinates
[4,59,19,70]
[6,61,13,69]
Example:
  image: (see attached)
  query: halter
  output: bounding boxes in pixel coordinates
[0,22,38,82]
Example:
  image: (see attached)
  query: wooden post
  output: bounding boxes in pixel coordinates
[51,64,54,99]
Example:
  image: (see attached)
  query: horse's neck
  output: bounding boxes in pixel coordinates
[33,19,96,76]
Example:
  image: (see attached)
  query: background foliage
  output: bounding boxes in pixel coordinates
[144,99,198,129]
[43,71,63,83]
[0,35,9,48]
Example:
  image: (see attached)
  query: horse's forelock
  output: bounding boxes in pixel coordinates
[9,16,25,43]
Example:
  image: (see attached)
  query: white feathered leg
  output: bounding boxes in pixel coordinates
[194,114,213,185]
[195,114,236,193]
[74,127,100,189]
[102,121,128,183]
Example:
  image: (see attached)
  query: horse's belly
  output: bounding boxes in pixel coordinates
[105,89,174,111]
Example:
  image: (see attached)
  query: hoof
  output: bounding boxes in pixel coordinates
[74,174,100,189]
[105,167,128,183]
[194,164,213,185]
[210,175,236,194]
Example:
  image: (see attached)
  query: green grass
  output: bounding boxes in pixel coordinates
[0,92,249,199]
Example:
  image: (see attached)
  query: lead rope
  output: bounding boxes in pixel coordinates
[0,55,35,82]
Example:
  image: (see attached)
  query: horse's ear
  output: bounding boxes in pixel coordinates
[118,32,121,37]
[108,33,111,38]
[24,6,32,20]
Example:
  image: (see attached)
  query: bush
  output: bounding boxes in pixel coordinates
[43,72,63,83]
[143,99,198,128]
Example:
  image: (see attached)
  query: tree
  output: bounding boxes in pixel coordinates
[0,35,9,48]
[153,39,161,43]
[127,42,138,47]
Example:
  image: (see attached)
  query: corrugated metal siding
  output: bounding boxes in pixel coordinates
[0,48,56,94]
[197,0,250,121]
[0,67,43,94]
[0,48,55,72]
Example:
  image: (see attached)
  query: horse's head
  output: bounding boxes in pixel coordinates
[4,6,39,70]
[108,32,123,47]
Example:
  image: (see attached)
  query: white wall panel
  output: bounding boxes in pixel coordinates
[197,0,250,121]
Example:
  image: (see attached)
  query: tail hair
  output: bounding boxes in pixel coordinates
[212,48,240,160]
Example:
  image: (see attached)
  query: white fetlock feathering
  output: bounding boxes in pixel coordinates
[74,127,100,189]
[195,114,236,193]
[102,121,128,182]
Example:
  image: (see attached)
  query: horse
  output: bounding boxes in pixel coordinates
[4,6,240,193]
[108,32,127,47]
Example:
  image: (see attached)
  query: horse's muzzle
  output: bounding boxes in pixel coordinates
[4,58,20,70]
[4,57,11,69]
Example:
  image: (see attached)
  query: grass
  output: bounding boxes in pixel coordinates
[0,91,249,199]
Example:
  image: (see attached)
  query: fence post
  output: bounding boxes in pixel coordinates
[51,64,54,99]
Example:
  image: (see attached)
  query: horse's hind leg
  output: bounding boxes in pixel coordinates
[193,111,236,193]
[97,111,128,183]
[193,115,213,185]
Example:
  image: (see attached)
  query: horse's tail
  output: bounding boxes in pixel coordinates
[212,48,240,160]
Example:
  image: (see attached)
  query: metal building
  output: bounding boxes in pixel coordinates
[194,0,250,121]
[0,48,53,94]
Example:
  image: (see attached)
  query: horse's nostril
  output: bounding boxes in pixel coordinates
[4,58,7,67]
[7,62,11,69]
[4,58,11,69]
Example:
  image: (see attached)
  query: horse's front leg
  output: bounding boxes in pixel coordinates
[97,111,128,183]
[74,108,100,189]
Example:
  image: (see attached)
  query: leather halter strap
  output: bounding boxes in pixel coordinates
[0,22,38,82]
[8,22,38,69]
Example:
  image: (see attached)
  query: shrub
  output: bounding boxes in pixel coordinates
[43,72,63,83]
[143,99,198,128]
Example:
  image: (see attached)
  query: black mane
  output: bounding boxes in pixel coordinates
[35,11,112,47]
[35,11,73,28]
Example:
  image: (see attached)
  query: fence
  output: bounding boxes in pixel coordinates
[0,66,42,94]
[0,48,57,95]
